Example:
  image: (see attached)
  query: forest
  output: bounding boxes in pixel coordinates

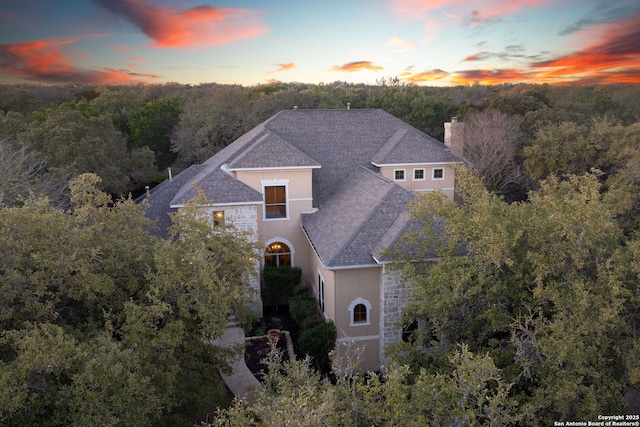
[1,80,640,426]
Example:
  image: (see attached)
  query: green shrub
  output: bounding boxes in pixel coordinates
[263,265,302,307]
[289,294,320,329]
[298,320,336,368]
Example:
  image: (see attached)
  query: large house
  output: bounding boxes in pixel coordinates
[141,108,465,369]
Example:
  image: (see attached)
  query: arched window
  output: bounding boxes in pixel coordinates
[348,297,372,326]
[264,241,291,267]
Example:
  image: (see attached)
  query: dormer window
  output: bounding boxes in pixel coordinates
[393,169,406,182]
[413,168,425,181]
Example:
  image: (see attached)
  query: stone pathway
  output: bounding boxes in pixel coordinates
[211,318,261,405]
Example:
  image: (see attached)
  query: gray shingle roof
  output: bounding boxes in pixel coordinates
[142,109,461,265]
[228,131,320,170]
[301,166,415,267]
[137,164,205,238]
[371,126,462,166]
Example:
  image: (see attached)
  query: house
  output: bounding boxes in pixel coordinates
[141,108,466,369]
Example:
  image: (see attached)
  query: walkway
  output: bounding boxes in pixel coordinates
[211,318,261,405]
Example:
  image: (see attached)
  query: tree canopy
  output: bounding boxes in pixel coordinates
[0,174,258,426]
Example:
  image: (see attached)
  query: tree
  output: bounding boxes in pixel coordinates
[0,139,66,207]
[128,96,181,170]
[391,167,638,424]
[0,175,257,425]
[462,109,523,195]
[209,344,517,426]
[171,86,252,166]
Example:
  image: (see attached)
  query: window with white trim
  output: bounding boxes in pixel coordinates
[264,185,287,219]
[413,168,425,181]
[393,169,406,182]
[432,168,444,180]
[265,241,291,267]
[348,297,372,326]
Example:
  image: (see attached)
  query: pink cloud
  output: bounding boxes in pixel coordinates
[332,61,384,72]
[92,0,268,48]
[0,35,158,84]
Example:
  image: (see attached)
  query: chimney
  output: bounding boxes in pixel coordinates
[444,117,465,158]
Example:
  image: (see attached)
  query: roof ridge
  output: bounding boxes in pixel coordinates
[371,127,408,164]
[327,169,398,266]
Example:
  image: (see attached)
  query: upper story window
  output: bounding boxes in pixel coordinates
[432,168,444,180]
[413,168,425,181]
[393,169,406,182]
[264,185,287,219]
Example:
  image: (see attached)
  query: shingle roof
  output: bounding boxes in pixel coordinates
[170,168,263,207]
[228,131,320,170]
[137,164,205,238]
[301,166,415,267]
[371,126,462,166]
[142,109,462,265]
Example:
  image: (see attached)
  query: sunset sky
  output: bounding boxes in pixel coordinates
[2,0,640,86]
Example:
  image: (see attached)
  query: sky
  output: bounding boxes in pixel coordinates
[1,0,640,87]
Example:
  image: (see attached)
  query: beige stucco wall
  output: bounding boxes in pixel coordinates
[309,250,336,321]
[379,164,456,199]
[234,168,315,277]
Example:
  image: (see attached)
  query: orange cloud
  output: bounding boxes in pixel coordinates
[399,69,449,83]
[0,36,157,84]
[332,61,384,72]
[451,68,531,85]
[530,13,640,84]
[92,0,268,48]
[266,62,296,74]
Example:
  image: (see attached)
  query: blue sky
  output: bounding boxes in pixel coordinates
[1,0,639,86]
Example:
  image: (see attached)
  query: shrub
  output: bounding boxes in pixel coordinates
[289,294,321,329]
[263,265,302,308]
[298,320,336,369]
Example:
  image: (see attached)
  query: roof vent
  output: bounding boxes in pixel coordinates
[451,116,458,123]
[168,167,172,181]
[293,105,298,110]
[347,102,351,110]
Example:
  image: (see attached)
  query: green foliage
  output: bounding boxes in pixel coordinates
[297,320,336,369]
[0,175,255,425]
[392,166,639,423]
[128,96,181,169]
[209,344,517,426]
[263,265,301,308]
[289,293,321,329]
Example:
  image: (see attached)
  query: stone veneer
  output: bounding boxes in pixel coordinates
[203,204,262,314]
[378,265,414,365]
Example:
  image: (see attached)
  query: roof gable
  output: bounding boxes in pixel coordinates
[301,166,414,267]
[228,131,320,170]
[371,127,462,166]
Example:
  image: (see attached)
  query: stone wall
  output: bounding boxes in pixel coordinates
[378,265,414,365]
[204,204,262,314]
